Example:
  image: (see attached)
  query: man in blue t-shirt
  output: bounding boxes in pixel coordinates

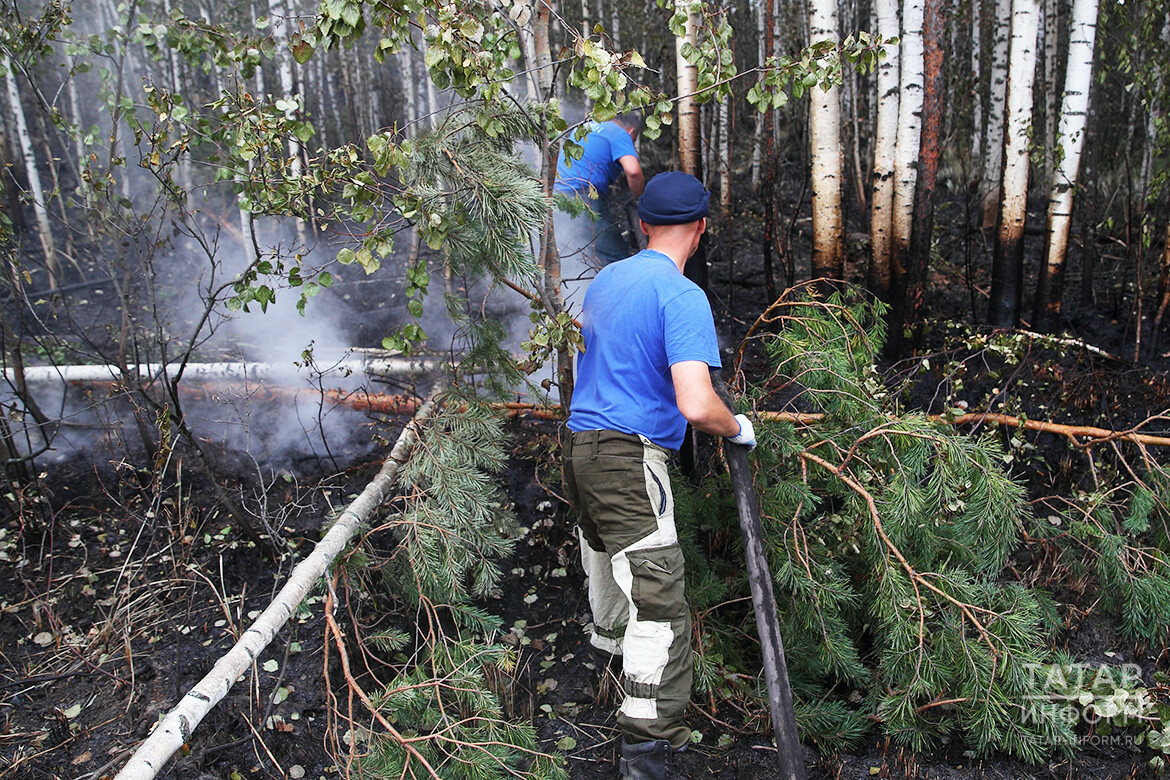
[562,172,756,780]
[554,114,645,313]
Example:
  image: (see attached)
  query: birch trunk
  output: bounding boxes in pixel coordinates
[761,0,778,300]
[112,391,444,780]
[969,0,983,170]
[987,0,1040,327]
[809,0,844,282]
[1042,0,1058,183]
[980,0,1011,228]
[890,0,925,298]
[3,53,58,288]
[202,4,259,267]
[752,0,771,187]
[905,0,944,325]
[676,1,706,290]
[64,53,88,197]
[1033,0,1098,330]
[163,0,189,191]
[868,0,901,299]
[269,0,310,249]
[609,0,621,50]
[675,1,701,177]
[721,91,735,304]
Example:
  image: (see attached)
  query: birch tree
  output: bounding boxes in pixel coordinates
[902,0,943,332]
[987,0,1040,327]
[889,0,925,300]
[269,0,310,249]
[809,0,844,282]
[969,0,983,169]
[2,51,58,288]
[1033,0,1098,331]
[1041,0,1058,182]
[676,0,701,177]
[868,0,901,299]
[980,0,1011,229]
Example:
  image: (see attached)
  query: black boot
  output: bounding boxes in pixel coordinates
[619,739,671,780]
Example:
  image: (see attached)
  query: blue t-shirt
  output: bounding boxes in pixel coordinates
[554,121,638,197]
[568,250,721,450]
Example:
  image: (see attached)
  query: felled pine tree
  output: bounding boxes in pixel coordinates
[681,287,1074,761]
[357,394,566,780]
[340,100,564,777]
[1035,471,1170,645]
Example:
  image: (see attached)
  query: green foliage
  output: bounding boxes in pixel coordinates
[747,32,893,112]
[382,395,518,610]
[362,640,567,779]
[1033,473,1170,644]
[677,288,1075,760]
[354,394,568,778]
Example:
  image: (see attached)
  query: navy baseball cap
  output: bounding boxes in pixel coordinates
[638,171,710,225]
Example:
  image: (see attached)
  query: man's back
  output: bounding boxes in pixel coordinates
[569,249,720,451]
[554,120,638,196]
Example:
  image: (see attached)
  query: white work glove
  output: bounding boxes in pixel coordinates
[727,413,756,450]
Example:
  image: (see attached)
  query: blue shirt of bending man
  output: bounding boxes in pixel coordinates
[554,115,645,302]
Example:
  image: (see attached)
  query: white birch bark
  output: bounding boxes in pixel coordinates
[202,4,259,265]
[809,0,843,279]
[1037,0,1098,319]
[675,0,700,176]
[720,93,732,216]
[969,0,983,168]
[1139,16,1169,206]
[268,0,309,248]
[988,0,1040,326]
[9,357,446,386]
[3,53,58,287]
[64,53,88,192]
[1042,0,1058,181]
[751,0,766,187]
[997,0,1040,244]
[980,0,1011,227]
[112,390,444,780]
[891,0,925,260]
[161,0,190,191]
[609,0,621,49]
[869,0,901,293]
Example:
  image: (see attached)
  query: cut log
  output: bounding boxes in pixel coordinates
[112,388,445,780]
[7,355,445,386]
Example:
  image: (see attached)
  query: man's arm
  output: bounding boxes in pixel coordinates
[619,154,644,198]
[671,360,740,437]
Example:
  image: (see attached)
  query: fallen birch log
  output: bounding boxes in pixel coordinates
[7,355,445,386]
[113,388,446,780]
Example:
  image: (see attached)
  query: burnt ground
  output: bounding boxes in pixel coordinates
[0,408,1157,780]
[5,187,1170,780]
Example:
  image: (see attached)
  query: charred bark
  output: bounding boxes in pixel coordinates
[898,0,944,351]
[1034,0,1098,331]
[988,0,1039,328]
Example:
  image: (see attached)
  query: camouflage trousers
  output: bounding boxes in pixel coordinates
[562,429,692,749]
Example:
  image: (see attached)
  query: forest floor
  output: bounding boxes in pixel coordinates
[4,194,1170,779]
